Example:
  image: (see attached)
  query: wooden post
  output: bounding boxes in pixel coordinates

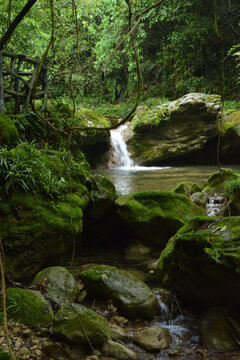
[0,51,4,114]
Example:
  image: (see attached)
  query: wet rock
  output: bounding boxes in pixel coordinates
[127,93,220,165]
[42,341,86,360]
[6,288,54,327]
[116,190,204,248]
[102,340,138,360]
[80,265,158,319]
[200,308,240,350]
[110,324,129,341]
[133,325,170,351]
[32,266,79,305]
[86,175,116,219]
[158,216,240,309]
[172,181,203,197]
[190,191,208,208]
[52,303,110,345]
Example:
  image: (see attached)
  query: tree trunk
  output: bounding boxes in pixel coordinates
[0,51,4,114]
[0,0,38,51]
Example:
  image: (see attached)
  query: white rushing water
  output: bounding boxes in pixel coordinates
[110,124,134,168]
[109,124,165,170]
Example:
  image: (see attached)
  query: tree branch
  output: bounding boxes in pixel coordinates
[0,0,38,51]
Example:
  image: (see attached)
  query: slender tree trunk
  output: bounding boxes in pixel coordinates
[0,0,38,51]
[0,51,4,114]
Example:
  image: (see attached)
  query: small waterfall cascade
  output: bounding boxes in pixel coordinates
[206,195,225,217]
[108,124,133,168]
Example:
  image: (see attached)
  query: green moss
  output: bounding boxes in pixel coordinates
[203,169,236,194]
[52,303,110,345]
[0,114,19,147]
[6,287,54,327]
[116,190,204,247]
[172,181,203,196]
[222,111,240,135]
[0,351,11,359]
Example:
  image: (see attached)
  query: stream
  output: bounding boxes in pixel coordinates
[86,125,240,359]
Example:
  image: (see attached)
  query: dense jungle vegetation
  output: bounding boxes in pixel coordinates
[0,0,240,109]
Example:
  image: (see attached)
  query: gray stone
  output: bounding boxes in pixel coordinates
[32,266,79,304]
[133,325,170,351]
[127,93,220,165]
[80,265,158,319]
[102,340,138,360]
[52,303,110,345]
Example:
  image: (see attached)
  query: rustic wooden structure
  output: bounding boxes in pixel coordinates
[0,51,47,114]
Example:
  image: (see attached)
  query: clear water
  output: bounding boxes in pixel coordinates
[94,165,240,195]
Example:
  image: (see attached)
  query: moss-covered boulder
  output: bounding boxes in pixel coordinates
[115,190,204,248]
[52,303,110,344]
[203,168,235,195]
[127,93,220,165]
[0,114,19,147]
[80,265,158,319]
[221,111,240,164]
[85,174,116,218]
[158,216,240,309]
[172,181,202,196]
[0,144,91,280]
[32,266,79,304]
[6,288,54,327]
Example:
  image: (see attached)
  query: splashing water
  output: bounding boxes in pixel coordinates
[109,124,133,168]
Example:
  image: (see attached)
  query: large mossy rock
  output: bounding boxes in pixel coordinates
[0,145,91,280]
[221,111,240,164]
[127,93,220,165]
[52,303,110,345]
[0,114,19,147]
[32,266,79,304]
[115,190,204,248]
[80,265,158,319]
[6,288,54,327]
[158,216,240,309]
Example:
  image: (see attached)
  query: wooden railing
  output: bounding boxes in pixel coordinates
[0,51,47,114]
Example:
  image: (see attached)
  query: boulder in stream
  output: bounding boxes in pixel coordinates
[80,264,158,319]
[158,216,240,309]
[102,340,138,360]
[133,325,170,351]
[127,93,220,165]
[115,190,204,248]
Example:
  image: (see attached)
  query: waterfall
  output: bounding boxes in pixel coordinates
[108,124,133,168]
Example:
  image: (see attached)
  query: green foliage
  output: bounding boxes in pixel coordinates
[0,141,87,198]
[0,115,19,147]
[224,175,240,196]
